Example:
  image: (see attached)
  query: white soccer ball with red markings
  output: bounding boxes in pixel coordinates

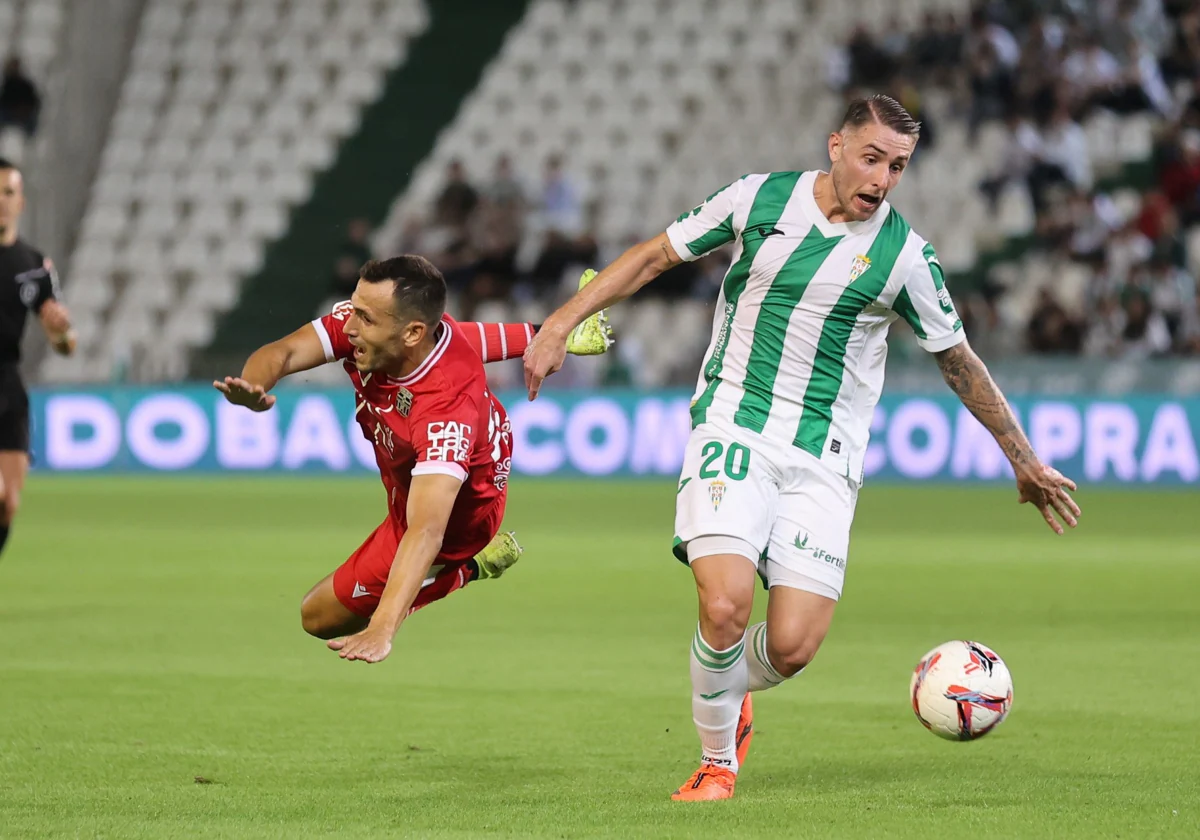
[910,640,1013,741]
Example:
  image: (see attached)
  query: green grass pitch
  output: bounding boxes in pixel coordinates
[1,476,1197,839]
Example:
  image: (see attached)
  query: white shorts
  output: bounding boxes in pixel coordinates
[672,419,859,600]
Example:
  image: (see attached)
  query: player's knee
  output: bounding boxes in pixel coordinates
[697,592,750,649]
[299,596,340,639]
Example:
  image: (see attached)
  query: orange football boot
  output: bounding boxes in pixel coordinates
[671,764,737,801]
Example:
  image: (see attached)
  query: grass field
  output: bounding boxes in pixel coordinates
[0,476,1197,839]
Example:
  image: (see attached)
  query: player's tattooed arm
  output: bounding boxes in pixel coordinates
[934,341,1033,469]
[934,340,1081,534]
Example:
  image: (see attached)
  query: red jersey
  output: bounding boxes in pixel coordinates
[312,303,513,562]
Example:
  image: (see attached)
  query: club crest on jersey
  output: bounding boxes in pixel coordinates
[395,387,413,417]
[849,254,872,282]
[331,300,354,321]
[709,480,726,512]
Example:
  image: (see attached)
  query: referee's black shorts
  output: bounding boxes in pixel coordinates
[0,365,30,453]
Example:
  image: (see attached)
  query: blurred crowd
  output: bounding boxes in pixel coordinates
[831,0,1200,359]
[345,152,729,322]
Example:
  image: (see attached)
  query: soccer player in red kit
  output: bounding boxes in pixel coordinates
[215,256,610,663]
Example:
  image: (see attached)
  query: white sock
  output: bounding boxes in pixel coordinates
[745,621,789,692]
[690,624,748,773]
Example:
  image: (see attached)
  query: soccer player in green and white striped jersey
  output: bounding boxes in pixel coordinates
[524,95,1080,801]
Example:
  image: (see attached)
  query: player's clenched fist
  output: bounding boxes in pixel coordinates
[327,625,393,664]
[213,376,276,412]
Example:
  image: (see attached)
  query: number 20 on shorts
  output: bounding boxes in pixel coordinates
[698,441,751,481]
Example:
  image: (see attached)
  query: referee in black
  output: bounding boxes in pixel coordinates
[0,157,75,557]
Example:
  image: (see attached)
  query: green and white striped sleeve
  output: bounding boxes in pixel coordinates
[664,178,745,262]
[891,241,966,353]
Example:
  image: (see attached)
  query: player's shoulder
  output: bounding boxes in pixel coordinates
[323,299,354,322]
[412,318,486,397]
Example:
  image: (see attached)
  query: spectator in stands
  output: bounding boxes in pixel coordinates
[846,24,895,89]
[1026,288,1084,354]
[527,154,595,295]
[1144,249,1197,340]
[1068,191,1123,262]
[910,11,947,83]
[967,42,1015,139]
[966,6,1021,70]
[434,159,479,230]
[1118,287,1173,357]
[979,108,1043,208]
[0,57,40,138]
[1159,3,1200,86]
[1158,128,1200,224]
[539,155,582,237]
[1106,219,1156,282]
[331,217,373,296]
[1062,33,1125,111]
[1040,103,1092,192]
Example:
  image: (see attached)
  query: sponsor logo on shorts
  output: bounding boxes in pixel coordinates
[709,480,726,511]
[793,530,844,568]
[352,582,371,599]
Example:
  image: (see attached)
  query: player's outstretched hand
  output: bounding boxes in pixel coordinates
[1016,463,1080,535]
[327,625,393,664]
[213,376,276,412]
[523,330,567,401]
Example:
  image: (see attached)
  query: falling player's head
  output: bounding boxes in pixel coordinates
[827,95,919,222]
[345,255,447,374]
[0,158,25,240]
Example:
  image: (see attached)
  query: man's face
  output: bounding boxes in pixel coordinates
[0,168,25,233]
[827,122,916,222]
[343,279,420,373]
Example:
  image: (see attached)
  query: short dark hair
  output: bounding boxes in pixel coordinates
[0,157,20,173]
[359,255,446,327]
[841,95,921,138]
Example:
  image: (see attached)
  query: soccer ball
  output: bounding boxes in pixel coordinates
[910,640,1013,741]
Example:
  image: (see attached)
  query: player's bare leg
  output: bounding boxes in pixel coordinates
[673,552,756,801]
[300,574,367,640]
[760,584,837,679]
[0,450,29,557]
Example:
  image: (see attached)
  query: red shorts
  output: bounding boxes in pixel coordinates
[332,516,491,618]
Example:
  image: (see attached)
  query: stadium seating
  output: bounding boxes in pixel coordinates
[369,0,1173,384]
[0,0,64,161]
[42,0,428,383]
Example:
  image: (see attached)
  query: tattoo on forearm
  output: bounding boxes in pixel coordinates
[935,343,1034,468]
[660,241,675,264]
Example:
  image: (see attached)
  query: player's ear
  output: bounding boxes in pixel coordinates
[828,131,844,164]
[402,320,426,348]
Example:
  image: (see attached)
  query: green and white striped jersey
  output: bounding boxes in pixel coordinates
[664,170,965,483]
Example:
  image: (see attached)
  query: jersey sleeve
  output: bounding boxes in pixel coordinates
[310,300,356,362]
[891,243,966,353]
[410,386,480,482]
[24,257,59,313]
[664,178,746,262]
[459,321,536,363]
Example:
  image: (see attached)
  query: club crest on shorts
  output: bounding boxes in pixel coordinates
[709,480,726,512]
[395,387,413,417]
[850,254,872,281]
